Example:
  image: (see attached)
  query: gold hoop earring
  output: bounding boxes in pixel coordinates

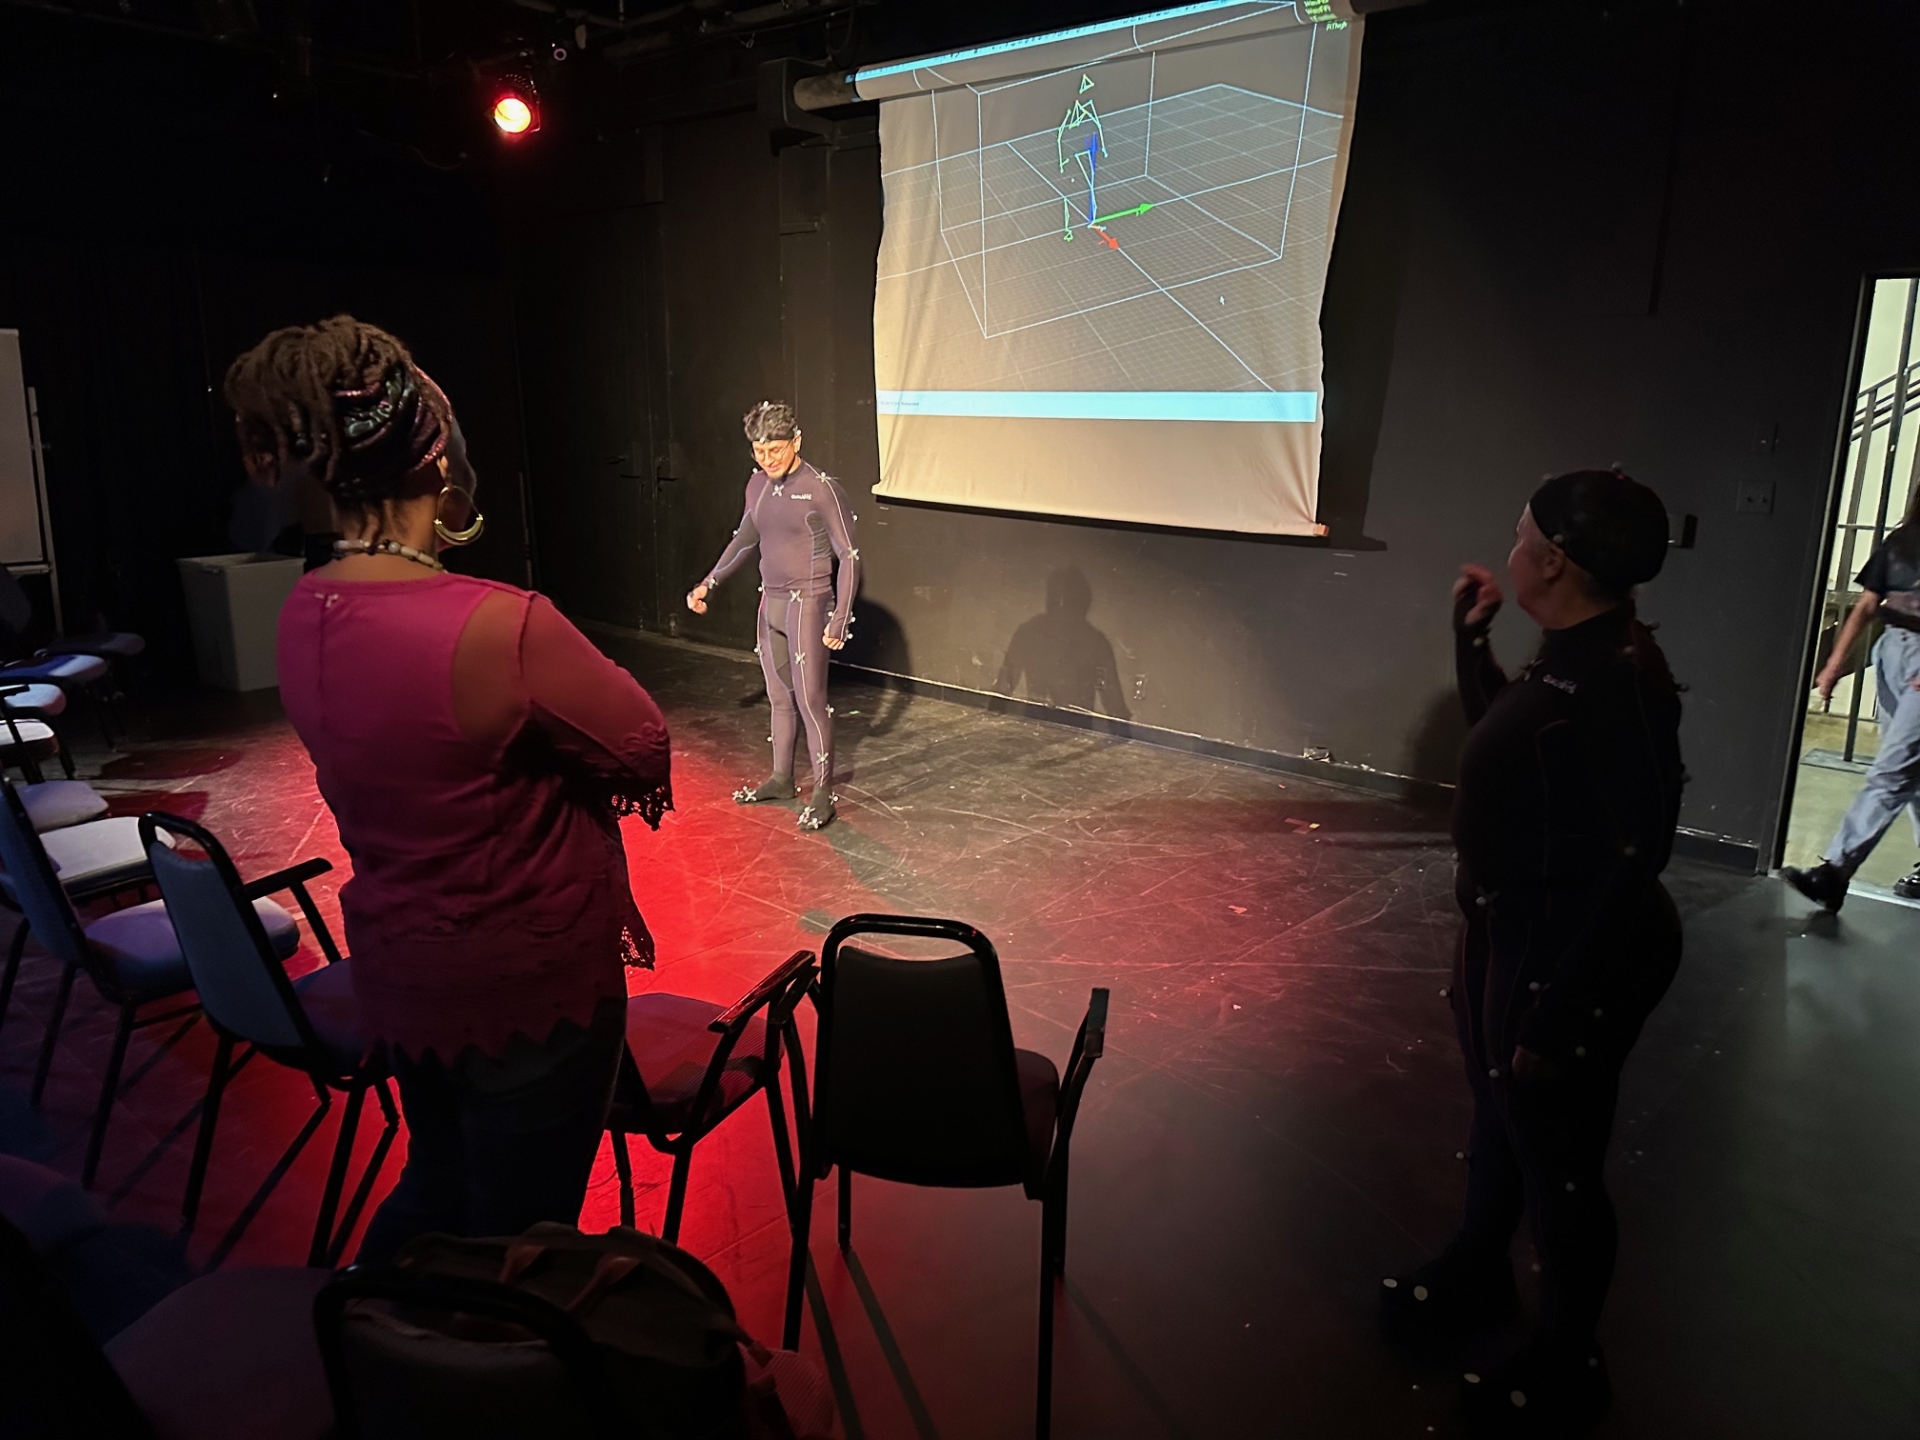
[434,484,486,546]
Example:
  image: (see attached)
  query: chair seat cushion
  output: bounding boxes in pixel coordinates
[0,717,54,751]
[291,960,368,1071]
[7,653,108,685]
[42,632,144,660]
[12,779,109,833]
[615,992,769,1134]
[1016,1048,1061,1194]
[0,815,152,904]
[0,682,65,715]
[105,1266,336,1440]
[84,897,299,1000]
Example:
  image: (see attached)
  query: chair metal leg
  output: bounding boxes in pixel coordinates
[0,917,28,1038]
[764,1078,798,1214]
[662,1149,694,1244]
[82,1003,137,1188]
[783,1163,815,1350]
[611,1131,636,1229]
[1037,1241,1057,1440]
[1047,1158,1071,1277]
[311,1078,369,1267]
[183,1034,235,1228]
[30,963,77,1105]
[55,736,75,780]
[837,1166,852,1251]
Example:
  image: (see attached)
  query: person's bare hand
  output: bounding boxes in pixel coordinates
[1511,1044,1560,1083]
[1815,663,1843,701]
[686,583,710,615]
[823,631,845,651]
[1453,564,1503,632]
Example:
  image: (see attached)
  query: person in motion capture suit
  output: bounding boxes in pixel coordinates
[1780,510,1920,911]
[686,401,860,832]
[1380,470,1685,1428]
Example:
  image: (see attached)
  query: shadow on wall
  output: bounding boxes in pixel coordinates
[996,568,1131,721]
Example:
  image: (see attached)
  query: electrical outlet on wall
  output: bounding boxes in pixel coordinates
[1735,481,1774,515]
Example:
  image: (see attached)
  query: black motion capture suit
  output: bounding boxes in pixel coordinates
[1442,472,1685,1385]
[702,459,860,799]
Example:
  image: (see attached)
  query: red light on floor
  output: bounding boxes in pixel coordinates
[492,94,534,135]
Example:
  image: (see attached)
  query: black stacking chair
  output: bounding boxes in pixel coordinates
[140,813,394,1266]
[605,949,815,1242]
[0,784,310,1187]
[781,914,1109,1439]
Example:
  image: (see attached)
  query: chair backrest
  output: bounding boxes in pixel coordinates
[314,1269,619,1440]
[138,812,314,1054]
[0,782,94,978]
[814,914,1031,1188]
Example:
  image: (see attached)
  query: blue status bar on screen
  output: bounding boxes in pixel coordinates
[853,2,1282,86]
[876,390,1318,423]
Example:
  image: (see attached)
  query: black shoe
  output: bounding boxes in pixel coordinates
[1781,862,1848,914]
[1380,1244,1519,1329]
[1461,1342,1611,1429]
[1895,866,1920,901]
[797,795,836,831]
[733,774,797,804]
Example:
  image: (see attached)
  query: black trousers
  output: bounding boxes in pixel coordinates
[1449,884,1681,1351]
[356,999,625,1265]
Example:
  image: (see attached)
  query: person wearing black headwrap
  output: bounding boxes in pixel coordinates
[1380,470,1685,1427]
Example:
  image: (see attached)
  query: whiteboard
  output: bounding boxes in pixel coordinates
[0,330,47,566]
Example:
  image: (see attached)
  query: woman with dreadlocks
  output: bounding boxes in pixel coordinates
[230,315,672,1261]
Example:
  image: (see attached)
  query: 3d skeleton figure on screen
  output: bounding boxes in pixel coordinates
[686,401,860,832]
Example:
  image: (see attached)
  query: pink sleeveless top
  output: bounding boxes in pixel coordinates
[277,571,671,1061]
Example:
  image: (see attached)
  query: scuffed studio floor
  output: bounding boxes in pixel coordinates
[4,635,1919,1438]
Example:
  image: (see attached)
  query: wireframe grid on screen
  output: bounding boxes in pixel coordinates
[862,2,1361,535]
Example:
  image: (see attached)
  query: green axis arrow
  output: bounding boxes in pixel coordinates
[1089,201,1155,226]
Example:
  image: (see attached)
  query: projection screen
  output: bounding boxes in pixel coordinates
[859,2,1362,535]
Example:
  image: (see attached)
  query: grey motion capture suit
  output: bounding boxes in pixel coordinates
[702,459,860,796]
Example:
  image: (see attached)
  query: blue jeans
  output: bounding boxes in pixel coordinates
[1826,625,1920,873]
[356,999,625,1265]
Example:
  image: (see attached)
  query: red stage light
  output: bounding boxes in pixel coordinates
[489,74,539,138]
[492,94,534,135]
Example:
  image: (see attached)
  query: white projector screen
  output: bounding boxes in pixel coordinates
[860,2,1362,535]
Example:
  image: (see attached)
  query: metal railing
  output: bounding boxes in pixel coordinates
[1821,282,1920,761]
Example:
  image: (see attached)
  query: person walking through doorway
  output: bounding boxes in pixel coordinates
[1783,515,1920,911]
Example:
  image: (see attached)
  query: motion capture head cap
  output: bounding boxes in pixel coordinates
[1528,469,1670,592]
[743,400,799,443]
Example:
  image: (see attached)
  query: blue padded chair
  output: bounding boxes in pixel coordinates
[0,564,137,748]
[0,784,311,1188]
[782,914,1108,1440]
[140,812,395,1266]
[0,807,164,1041]
[10,778,110,833]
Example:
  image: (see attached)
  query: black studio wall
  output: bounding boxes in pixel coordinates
[0,10,531,673]
[508,0,1920,867]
